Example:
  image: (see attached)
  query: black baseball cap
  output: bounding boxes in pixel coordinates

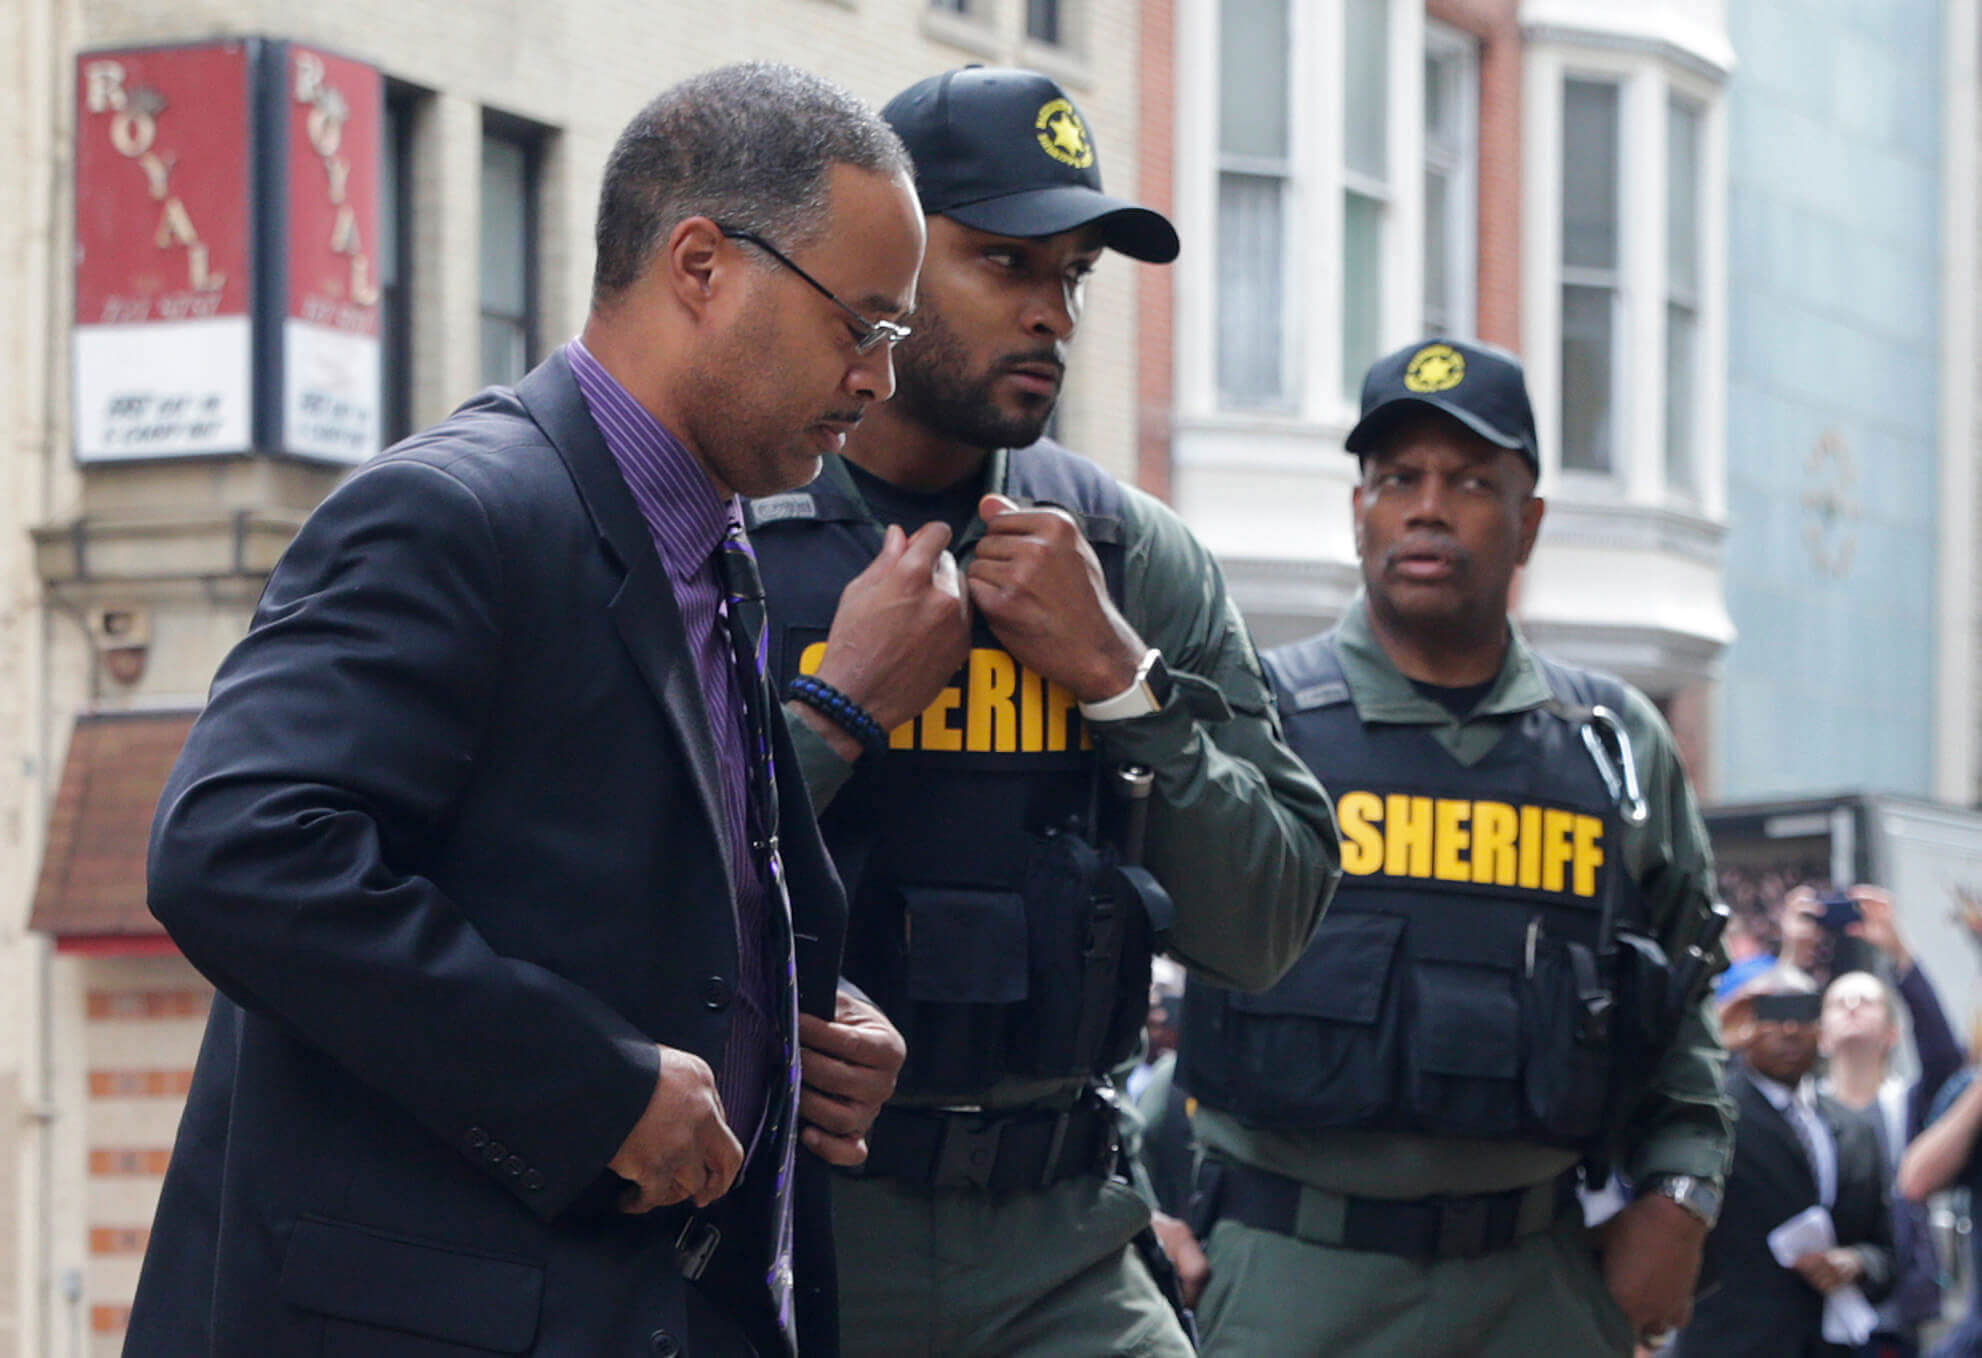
[882,67,1180,264]
[1344,338,1540,476]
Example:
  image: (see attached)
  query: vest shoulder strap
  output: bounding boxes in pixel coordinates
[1002,439,1126,546]
[1534,654,1633,725]
[1262,633,1352,717]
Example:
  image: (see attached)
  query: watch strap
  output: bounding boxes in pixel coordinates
[1079,648,1168,722]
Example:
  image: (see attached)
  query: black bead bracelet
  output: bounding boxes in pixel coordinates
[787,674,889,754]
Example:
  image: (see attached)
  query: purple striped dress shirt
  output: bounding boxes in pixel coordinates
[565,338,775,1151]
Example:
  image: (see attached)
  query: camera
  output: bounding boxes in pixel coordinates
[1813,889,1861,933]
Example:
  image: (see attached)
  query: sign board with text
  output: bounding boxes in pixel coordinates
[73,43,255,459]
[73,39,384,464]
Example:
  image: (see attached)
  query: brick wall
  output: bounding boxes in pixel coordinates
[1428,0,1523,349]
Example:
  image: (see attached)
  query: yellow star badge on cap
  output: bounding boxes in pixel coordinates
[1403,343,1466,393]
[1035,99,1094,169]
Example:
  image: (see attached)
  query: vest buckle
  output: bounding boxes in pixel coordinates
[933,1115,1005,1191]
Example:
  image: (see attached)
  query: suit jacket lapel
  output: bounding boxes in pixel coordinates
[514,353,738,905]
[1738,1065,1821,1203]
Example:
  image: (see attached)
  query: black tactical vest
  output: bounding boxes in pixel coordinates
[1180,632,1649,1146]
[747,443,1152,1097]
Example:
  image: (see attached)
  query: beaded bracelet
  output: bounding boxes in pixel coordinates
[786,674,889,754]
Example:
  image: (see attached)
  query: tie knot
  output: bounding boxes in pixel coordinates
[716,523,764,606]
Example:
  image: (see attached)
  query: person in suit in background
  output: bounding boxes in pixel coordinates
[1671,974,1895,1358]
[125,62,923,1357]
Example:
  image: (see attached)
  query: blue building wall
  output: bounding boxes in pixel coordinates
[1715,0,1944,800]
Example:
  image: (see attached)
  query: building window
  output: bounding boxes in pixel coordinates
[1665,98,1703,499]
[1422,26,1477,338]
[1026,0,1063,44]
[1559,77,1621,475]
[479,124,539,388]
[1216,0,1294,409]
[1341,0,1390,397]
[379,88,418,445]
[931,0,972,13]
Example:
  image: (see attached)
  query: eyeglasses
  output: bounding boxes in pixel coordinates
[716,225,913,355]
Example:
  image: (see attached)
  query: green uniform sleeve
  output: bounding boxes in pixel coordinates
[1089,487,1341,993]
[782,703,857,811]
[1613,685,1736,1188]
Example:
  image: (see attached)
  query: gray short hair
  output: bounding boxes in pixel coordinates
[592,63,910,305]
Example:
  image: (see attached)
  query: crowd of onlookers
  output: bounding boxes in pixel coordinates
[1127,881,1982,1358]
[1627,880,1982,1357]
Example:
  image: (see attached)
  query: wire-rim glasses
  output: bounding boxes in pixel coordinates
[716,225,912,355]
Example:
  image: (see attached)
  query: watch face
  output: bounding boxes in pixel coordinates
[1144,655,1175,707]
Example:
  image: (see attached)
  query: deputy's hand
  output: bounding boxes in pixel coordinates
[1600,1192,1708,1343]
[609,1044,745,1213]
[802,522,971,757]
[1151,1211,1209,1307]
[967,495,1146,702]
[798,988,906,1166]
[1792,1247,1863,1294]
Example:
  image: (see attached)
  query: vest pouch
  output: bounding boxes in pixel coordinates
[1008,830,1153,1078]
[1605,931,1673,1118]
[1519,934,1610,1142]
[899,886,1029,1094]
[1404,958,1521,1136]
[1219,911,1406,1125]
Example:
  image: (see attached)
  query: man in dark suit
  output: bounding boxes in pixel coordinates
[126,63,924,1357]
[1672,976,1895,1358]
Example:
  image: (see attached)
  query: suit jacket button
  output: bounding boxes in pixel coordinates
[649,1329,682,1357]
[465,1127,487,1151]
[702,975,734,1011]
[524,1170,545,1192]
[504,1156,526,1178]
[486,1140,507,1163]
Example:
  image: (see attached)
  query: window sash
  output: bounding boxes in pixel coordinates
[379,92,416,445]
[1220,0,1291,161]
[1561,78,1621,273]
[1026,0,1063,45]
[1560,282,1617,474]
[479,130,537,388]
[1343,189,1385,396]
[1217,171,1291,408]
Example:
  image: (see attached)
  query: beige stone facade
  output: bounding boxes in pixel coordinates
[0,4,1156,1352]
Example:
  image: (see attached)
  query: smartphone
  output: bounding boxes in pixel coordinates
[1814,889,1861,932]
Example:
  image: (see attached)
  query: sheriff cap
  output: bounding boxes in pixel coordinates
[882,66,1180,264]
[1345,338,1540,475]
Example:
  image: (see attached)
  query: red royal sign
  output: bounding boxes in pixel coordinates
[74,44,254,327]
[279,45,383,461]
[285,46,382,337]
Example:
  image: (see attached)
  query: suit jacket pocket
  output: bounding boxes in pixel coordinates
[279,1215,543,1353]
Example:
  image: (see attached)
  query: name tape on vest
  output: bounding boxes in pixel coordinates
[799,642,1093,754]
[1336,789,1605,899]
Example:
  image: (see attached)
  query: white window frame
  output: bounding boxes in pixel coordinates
[1524,42,1727,517]
[1175,0,1423,434]
[1422,21,1479,340]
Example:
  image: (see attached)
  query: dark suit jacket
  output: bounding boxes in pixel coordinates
[125,352,847,1357]
[1671,1061,1894,1358]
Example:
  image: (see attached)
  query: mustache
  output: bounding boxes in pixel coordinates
[995,346,1067,375]
[1381,535,1470,570]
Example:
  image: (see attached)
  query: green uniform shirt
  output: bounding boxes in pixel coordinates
[782,449,1342,1109]
[1197,594,1735,1196]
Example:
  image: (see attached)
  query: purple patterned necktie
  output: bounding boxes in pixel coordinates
[715,521,801,1352]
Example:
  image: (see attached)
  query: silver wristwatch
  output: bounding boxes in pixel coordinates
[1644,1173,1722,1229]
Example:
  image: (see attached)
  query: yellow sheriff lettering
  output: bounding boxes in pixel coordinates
[797,643,1090,753]
[1334,791,1604,899]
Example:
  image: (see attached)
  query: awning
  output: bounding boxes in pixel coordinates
[30,710,197,952]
